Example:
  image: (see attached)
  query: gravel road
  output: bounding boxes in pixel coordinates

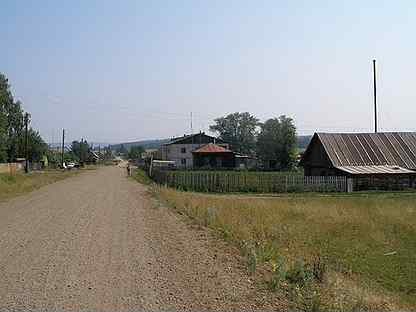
[0,166,285,311]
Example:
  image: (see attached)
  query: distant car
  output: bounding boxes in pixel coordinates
[66,162,76,169]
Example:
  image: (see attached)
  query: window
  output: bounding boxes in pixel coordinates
[181,147,186,153]
[181,158,187,165]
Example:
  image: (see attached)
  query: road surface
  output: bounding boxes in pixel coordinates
[0,166,284,311]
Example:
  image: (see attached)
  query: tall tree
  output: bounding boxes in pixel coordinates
[116,144,127,155]
[127,146,145,160]
[6,100,24,161]
[103,146,114,160]
[71,140,91,163]
[27,129,48,162]
[256,115,297,170]
[0,72,47,164]
[209,112,259,154]
[0,73,13,162]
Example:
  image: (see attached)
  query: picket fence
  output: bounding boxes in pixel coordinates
[151,170,349,193]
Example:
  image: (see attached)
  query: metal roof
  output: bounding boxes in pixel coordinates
[316,132,416,170]
[192,143,233,154]
[336,165,416,175]
[165,132,225,145]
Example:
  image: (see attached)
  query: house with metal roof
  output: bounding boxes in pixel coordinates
[300,132,416,184]
[192,143,235,168]
[157,132,228,168]
[300,132,416,191]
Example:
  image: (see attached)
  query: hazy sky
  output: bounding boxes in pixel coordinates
[2,0,416,143]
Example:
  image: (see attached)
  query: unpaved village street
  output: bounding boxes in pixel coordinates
[0,166,283,311]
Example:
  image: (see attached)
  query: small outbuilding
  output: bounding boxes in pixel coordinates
[300,132,416,190]
[192,143,235,169]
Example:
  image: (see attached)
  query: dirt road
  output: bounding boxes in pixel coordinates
[0,166,284,311]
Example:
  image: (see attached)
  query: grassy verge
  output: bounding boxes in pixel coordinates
[131,168,153,185]
[154,186,415,311]
[0,169,84,202]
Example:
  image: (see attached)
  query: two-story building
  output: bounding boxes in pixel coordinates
[158,132,228,169]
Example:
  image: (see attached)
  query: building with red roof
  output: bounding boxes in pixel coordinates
[192,143,236,168]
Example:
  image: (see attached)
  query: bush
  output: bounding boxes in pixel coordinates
[286,259,313,286]
[241,241,257,274]
[312,254,327,283]
[256,242,279,263]
[269,255,286,291]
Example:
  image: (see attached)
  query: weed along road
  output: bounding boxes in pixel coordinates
[0,166,282,311]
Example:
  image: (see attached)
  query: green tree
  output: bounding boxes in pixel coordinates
[71,140,91,163]
[256,115,297,170]
[0,73,14,162]
[103,146,114,160]
[127,146,145,160]
[27,128,48,162]
[6,101,25,162]
[1,73,48,163]
[209,112,259,154]
[116,144,127,155]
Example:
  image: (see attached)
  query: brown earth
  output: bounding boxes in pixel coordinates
[0,166,286,311]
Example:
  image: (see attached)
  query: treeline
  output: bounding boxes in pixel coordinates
[110,139,169,152]
[113,144,144,159]
[0,73,47,163]
[63,140,113,163]
[210,112,297,170]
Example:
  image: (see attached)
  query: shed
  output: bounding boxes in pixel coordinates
[192,143,235,168]
[300,132,416,178]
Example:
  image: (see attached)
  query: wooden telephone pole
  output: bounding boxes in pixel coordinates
[373,59,378,133]
[24,113,29,173]
[61,129,65,168]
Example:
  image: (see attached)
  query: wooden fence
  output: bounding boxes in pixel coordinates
[151,170,348,193]
[0,163,24,175]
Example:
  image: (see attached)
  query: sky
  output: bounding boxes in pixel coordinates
[2,0,416,144]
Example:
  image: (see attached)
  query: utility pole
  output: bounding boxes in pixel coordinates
[61,129,65,168]
[373,59,378,133]
[191,111,194,146]
[24,113,29,173]
[190,112,193,134]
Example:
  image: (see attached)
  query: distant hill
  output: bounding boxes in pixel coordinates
[110,139,170,151]
[297,135,312,151]
[48,142,111,148]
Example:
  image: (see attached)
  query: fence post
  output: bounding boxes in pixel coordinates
[284,175,288,193]
[347,178,353,193]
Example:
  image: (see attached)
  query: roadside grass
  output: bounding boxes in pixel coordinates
[155,186,416,311]
[0,169,83,202]
[131,168,153,185]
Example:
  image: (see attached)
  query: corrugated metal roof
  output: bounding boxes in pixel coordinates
[317,132,416,170]
[165,133,225,145]
[336,165,416,175]
[192,143,232,154]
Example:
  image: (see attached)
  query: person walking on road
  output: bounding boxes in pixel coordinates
[126,163,131,176]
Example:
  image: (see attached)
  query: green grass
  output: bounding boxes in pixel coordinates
[155,187,416,310]
[131,168,153,185]
[0,169,83,202]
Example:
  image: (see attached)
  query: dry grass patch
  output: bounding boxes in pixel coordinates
[0,170,81,202]
[156,187,416,311]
